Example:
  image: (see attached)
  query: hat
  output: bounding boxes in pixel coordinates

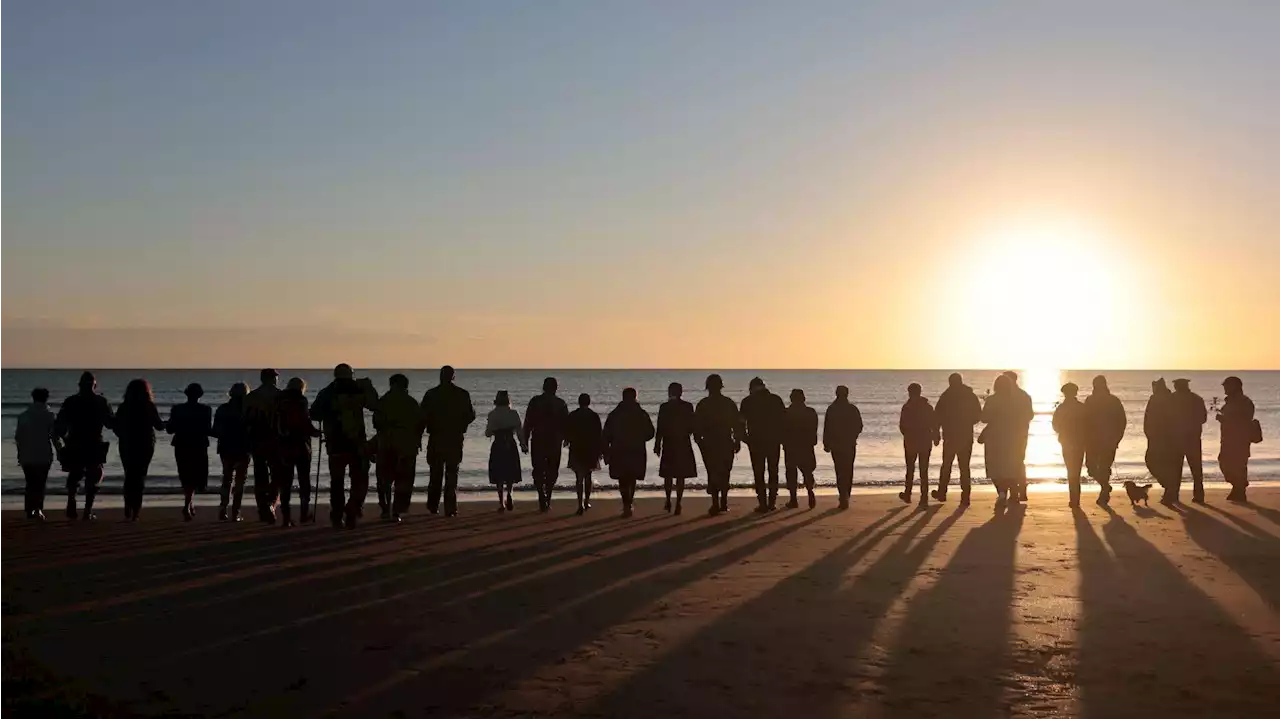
[1173,378,1190,388]
[260,368,279,382]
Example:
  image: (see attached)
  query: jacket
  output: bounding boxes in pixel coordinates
[16,402,56,466]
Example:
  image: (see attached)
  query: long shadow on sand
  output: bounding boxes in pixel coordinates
[1181,504,1280,609]
[1074,508,1280,718]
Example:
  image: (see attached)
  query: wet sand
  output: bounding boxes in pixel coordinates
[5,488,1280,717]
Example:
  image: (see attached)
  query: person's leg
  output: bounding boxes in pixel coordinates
[918,446,931,505]
[937,438,955,500]
[766,444,781,509]
[749,445,767,510]
[345,456,370,526]
[784,451,799,506]
[83,463,103,518]
[394,454,417,517]
[66,464,82,518]
[584,471,593,509]
[496,483,506,510]
[375,449,393,518]
[427,459,444,514]
[663,475,672,511]
[1188,438,1205,503]
[22,465,38,516]
[444,460,460,516]
[575,471,586,512]
[231,457,249,517]
[34,463,50,516]
[278,453,296,524]
[219,455,234,517]
[1065,444,1083,507]
[297,451,312,521]
[675,476,685,514]
[122,463,140,518]
[329,454,348,525]
[958,438,973,502]
[902,441,917,501]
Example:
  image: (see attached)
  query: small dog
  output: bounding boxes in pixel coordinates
[1123,481,1151,507]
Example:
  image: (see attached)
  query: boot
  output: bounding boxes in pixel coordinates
[66,499,78,520]
[898,491,911,504]
[930,489,947,502]
[838,496,850,510]
[785,495,800,509]
[959,491,971,506]
[674,501,682,516]
[807,489,816,509]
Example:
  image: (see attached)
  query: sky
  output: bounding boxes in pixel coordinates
[4,0,1278,369]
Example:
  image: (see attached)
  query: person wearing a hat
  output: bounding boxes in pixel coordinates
[694,374,741,515]
[1217,376,1256,502]
[823,385,864,510]
[739,377,787,513]
[1144,378,1180,505]
[167,382,212,520]
[245,368,282,522]
[1052,382,1089,507]
[54,371,115,520]
[1084,375,1126,506]
[783,388,819,510]
[310,364,379,527]
[1171,378,1208,503]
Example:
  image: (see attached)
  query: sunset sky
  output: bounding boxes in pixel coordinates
[4,1,1278,369]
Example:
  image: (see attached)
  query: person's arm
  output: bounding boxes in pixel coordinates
[930,406,941,445]
[166,406,178,435]
[653,406,664,456]
[464,391,476,428]
[899,405,909,437]
[151,404,164,432]
[821,407,832,453]
[852,406,864,437]
[643,408,656,443]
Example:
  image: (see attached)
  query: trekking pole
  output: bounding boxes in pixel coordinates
[313,431,325,523]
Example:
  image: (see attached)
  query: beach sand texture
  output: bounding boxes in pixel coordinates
[5,489,1280,717]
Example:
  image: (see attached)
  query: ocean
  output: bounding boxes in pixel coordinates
[3,369,1277,505]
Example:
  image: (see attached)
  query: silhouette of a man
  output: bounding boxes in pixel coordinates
[420,366,476,516]
[932,372,982,504]
[694,374,740,515]
[374,374,421,522]
[655,382,697,515]
[1052,382,1088,507]
[245,368,282,523]
[1144,378,1180,505]
[1171,378,1207,504]
[1084,374,1126,506]
[783,389,819,510]
[523,377,569,512]
[898,383,939,506]
[1002,371,1034,502]
[310,364,378,528]
[53,371,114,520]
[739,377,786,513]
[1217,376,1256,503]
[602,387,655,518]
[823,385,863,510]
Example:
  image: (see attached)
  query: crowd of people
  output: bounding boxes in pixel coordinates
[12,367,1263,524]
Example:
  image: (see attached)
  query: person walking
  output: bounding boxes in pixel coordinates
[244,368,282,523]
[167,383,212,521]
[740,377,786,513]
[898,383,939,507]
[694,374,741,515]
[276,377,319,525]
[932,372,982,504]
[374,374,422,522]
[212,383,251,521]
[1052,382,1089,508]
[1217,376,1258,503]
[603,388,655,518]
[523,377,569,512]
[565,393,603,515]
[485,391,523,512]
[15,387,56,520]
[823,385,863,510]
[1171,378,1208,504]
[113,379,164,521]
[54,372,114,521]
[419,366,477,516]
[655,382,697,515]
[1002,371,1035,502]
[980,375,1022,506]
[1144,378,1181,505]
[1084,374,1127,506]
[783,389,819,510]
[310,364,378,528]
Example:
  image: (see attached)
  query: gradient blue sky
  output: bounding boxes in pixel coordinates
[5,1,1278,368]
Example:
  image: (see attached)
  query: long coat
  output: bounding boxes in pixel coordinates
[603,401,655,481]
[656,399,697,479]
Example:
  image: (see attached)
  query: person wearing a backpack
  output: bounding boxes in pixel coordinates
[311,364,378,528]
[1217,376,1257,503]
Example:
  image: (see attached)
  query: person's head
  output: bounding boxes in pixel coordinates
[31,387,49,404]
[78,371,96,393]
[495,390,510,407]
[1173,378,1190,392]
[1061,382,1079,399]
[334,363,354,380]
[260,368,279,386]
[286,377,307,394]
[542,377,558,394]
[1152,378,1169,394]
[229,382,249,400]
[124,378,154,405]
[1222,376,1243,397]
[790,388,806,405]
[668,382,683,399]
[622,387,638,402]
[440,365,455,384]
[948,372,963,388]
[706,373,724,393]
[835,385,849,401]
[749,377,765,393]
[994,374,1011,394]
[578,392,591,408]
[389,373,410,391]
[184,382,204,401]
[907,382,922,398]
[1092,375,1109,393]
[1002,370,1019,385]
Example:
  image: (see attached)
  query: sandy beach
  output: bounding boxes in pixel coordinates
[5,489,1280,717]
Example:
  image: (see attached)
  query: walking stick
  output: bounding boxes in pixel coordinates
[313,431,325,523]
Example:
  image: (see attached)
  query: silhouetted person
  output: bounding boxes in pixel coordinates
[740,376,786,513]
[167,382,211,521]
[823,385,863,510]
[54,371,113,520]
[245,368,282,523]
[373,374,420,522]
[1052,382,1088,508]
[419,365,477,516]
[565,393,603,515]
[1084,374,1126,505]
[1002,371,1034,502]
[898,383,939,506]
[1144,378,1180,505]
[277,377,319,525]
[784,388,819,510]
[655,382,696,515]
[15,387,56,520]
[1217,376,1257,503]
[523,377,570,512]
[933,372,982,504]
[603,387,655,518]
[212,383,250,521]
[980,374,1022,505]
[694,374,740,515]
[485,391,523,512]
[1171,378,1207,504]
[311,364,378,528]
[113,379,164,521]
